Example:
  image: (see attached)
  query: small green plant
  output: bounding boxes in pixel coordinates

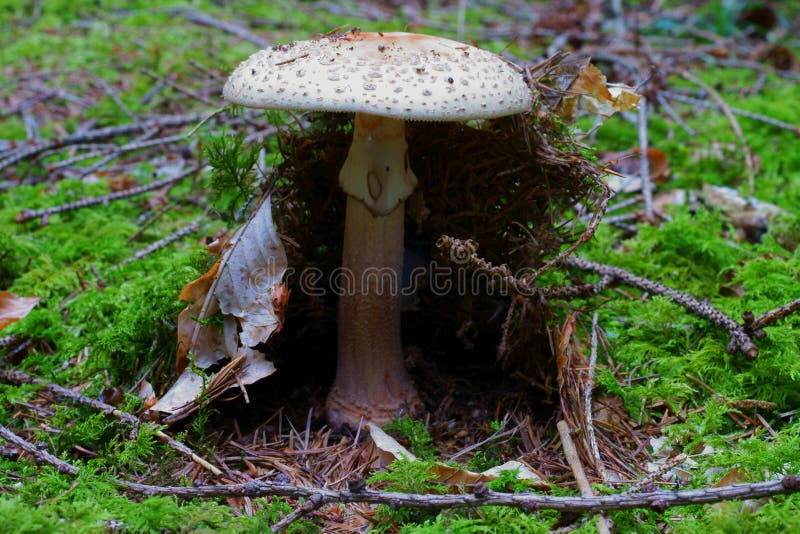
[368,458,445,531]
[204,132,262,221]
[486,468,537,494]
[384,416,437,461]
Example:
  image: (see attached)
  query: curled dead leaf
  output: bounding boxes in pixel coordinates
[602,147,671,182]
[555,63,640,122]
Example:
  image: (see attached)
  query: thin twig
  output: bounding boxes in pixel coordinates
[625,454,688,493]
[0,424,78,475]
[4,433,800,516]
[557,420,613,534]
[661,90,800,136]
[91,75,139,122]
[15,165,202,223]
[584,313,606,482]
[0,113,204,172]
[141,68,216,107]
[750,298,800,331]
[167,7,270,48]
[0,368,222,476]
[435,236,612,300]
[637,97,654,220]
[681,71,756,192]
[271,494,325,533]
[448,422,518,462]
[655,93,697,136]
[562,256,758,359]
[119,217,203,267]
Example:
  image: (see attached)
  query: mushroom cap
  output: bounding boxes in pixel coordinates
[223,31,532,121]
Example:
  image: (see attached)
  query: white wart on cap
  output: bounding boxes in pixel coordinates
[223,31,532,121]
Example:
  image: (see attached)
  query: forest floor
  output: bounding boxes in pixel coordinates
[1,1,800,532]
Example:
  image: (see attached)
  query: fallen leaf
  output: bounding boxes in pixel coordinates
[179,260,221,302]
[367,423,416,464]
[555,63,640,122]
[138,380,157,410]
[602,147,671,182]
[151,368,205,414]
[215,195,289,347]
[175,284,225,373]
[98,386,124,406]
[0,291,40,332]
[430,460,545,488]
[713,467,747,488]
[108,175,139,192]
[151,351,275,415]
[701,184,785,242]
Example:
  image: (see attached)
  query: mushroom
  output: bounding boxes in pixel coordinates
[223,31,532,427]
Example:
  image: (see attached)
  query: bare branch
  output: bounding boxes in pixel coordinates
[115,475,800,513]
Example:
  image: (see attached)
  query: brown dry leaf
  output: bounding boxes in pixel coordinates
[0,291,40,332]
[713,467,747,488]
[108,175,139,192]
[430,461,546,489]
[711,467,767,512]
[556,63,640,122]
[138,380,157,410]
[366,423,546,489]
[367,422,416,465]
[175,273,225,373]
[215,195,289,347]
[602,148,671,182]
[179,260,221,302]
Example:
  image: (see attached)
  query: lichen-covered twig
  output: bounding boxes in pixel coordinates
[0,424,78,475]
[115,475,800,512]
[625,454,688,494]
[119,217,203,267]
[270,494,325,533]
[3,421,800,517]
[15,165,202,223]
[435,236,611,300]
[0,368,222,476]
[749,298,800,331]
[0,113,204,172]
[562,256,758,359]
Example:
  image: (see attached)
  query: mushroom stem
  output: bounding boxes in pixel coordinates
[326,113,421,427]
[338,113,417,216]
